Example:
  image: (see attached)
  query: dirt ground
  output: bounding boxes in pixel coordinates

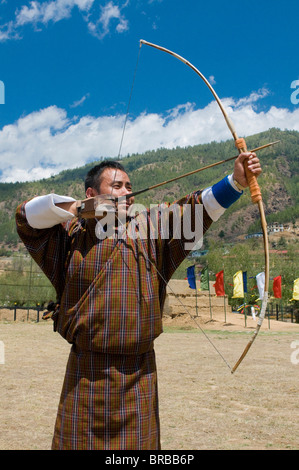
[0,309,299,450]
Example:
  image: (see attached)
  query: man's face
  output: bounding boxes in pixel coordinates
[89,168,135,217]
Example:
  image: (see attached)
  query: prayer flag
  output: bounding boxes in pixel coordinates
[256,272,265,300]
[187,265,196,290]
[200,267,209,291]
[232,270,244,298]
[213,270,225,296]
[273,275,282,299]
[290,278,299,301]
[243,271,248,293]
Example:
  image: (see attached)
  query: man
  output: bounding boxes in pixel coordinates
[16,153,261,450]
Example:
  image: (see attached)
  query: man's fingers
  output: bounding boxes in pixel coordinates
[247,156,262,175]
[238,151,257,162]
[238,152,261,173]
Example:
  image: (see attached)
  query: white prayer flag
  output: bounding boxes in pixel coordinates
[256,272,265,300]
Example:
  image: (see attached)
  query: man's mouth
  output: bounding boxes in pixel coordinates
[117,197,132,207]
[117,201,130,207]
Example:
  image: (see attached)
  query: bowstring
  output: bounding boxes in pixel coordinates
[140,245,233,371]
[109,42,142,201]
[107,42,232,371]
[117,41,142,160]
[112,207,232,372]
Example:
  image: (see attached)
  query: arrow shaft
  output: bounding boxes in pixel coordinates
[125,140,280,199]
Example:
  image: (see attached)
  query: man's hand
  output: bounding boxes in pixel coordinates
[56,195,117,219]
[56,201,78,216]
[233,152,262,188]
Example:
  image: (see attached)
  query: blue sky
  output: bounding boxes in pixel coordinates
[0,0,298,182]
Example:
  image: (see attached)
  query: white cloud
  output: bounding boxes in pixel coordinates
[208,75,216,86]
[15,0,95,26]
[1,93,299,183]
[234,88,270,108]
[0,20,20,41]
[87,1,129,39]
[0,0,129,41]
[70,92,90,108]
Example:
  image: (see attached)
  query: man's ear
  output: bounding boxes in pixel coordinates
[86,187,98,198]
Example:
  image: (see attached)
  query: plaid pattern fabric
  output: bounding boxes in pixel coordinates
[16,191,212,450]
[52,346,159,450]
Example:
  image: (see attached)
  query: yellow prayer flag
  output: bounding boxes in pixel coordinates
[232,270,244,298]
[290,278,299,301]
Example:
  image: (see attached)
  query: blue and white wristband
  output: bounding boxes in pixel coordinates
[201,174,243,221]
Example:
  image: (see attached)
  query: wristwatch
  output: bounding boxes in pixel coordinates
[233,179,246,191]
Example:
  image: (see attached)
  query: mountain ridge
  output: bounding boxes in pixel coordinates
[0,128,298,251]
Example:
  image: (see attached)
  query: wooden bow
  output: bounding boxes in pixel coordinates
[138,39,270,374]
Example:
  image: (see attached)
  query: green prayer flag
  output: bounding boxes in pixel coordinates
[200,267,209,291]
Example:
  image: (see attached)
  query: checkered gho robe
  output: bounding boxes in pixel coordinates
[16,191,212,450]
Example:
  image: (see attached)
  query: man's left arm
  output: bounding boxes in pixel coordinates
[157,152,261,281]
[202,152,261,222]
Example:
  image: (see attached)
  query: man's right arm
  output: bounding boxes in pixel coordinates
[23,194,114,230]
[24,194,77,229]
[16,195,79,295]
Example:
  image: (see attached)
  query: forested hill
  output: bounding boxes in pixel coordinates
[0,128,298,252]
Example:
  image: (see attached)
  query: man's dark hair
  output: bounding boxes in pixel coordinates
[85,160,127,192]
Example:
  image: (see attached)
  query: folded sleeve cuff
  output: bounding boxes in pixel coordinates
[25,194,76,229]
[202,174,243,222]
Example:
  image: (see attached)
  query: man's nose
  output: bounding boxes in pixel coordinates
[119,186,132,197]
[119,191,134,206]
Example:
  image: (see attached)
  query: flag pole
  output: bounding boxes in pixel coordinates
[195,264,198,317]
[223,268,227,323]
[243,271,247,327]
[207,265,212,320]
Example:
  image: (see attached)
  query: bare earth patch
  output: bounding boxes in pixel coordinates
[0,311,299,450]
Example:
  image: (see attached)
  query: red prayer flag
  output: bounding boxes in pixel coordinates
[273,275,282,299]
[213,270,225,296]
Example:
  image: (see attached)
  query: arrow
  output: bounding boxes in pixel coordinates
[124,140,280,199]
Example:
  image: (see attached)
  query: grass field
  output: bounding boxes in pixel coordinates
[0,318,299,450]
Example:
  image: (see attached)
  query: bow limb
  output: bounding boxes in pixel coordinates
[140,40,237,139]
[230,138,270,373]
[140,39,270,373]
[140,41,264,203]
[231,202,269,373]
